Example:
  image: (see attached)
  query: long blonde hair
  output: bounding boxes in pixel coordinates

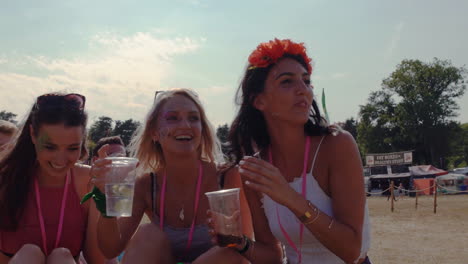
[128,88,223,173]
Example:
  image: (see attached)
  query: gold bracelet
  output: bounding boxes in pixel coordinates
[328,218,334,229]
[299,200,318,223]
[303,208,320,225]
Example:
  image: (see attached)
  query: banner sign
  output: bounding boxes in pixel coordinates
[366,151,412,166]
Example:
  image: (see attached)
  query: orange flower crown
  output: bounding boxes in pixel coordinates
[248,38,312,74]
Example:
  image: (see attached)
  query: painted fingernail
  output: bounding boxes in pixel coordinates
[239,160,245,165]
[239,168,244,173]
[245,180,250,185]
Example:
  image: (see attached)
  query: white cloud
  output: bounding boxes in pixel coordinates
[385,22,404,61]
[331,72,348,79]
[0,31,204,123]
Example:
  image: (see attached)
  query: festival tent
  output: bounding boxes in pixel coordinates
[409,165,448,178]
[409,165,448,195]
[452,167,468,176]
[368,172,412,196]
[368,165,448,196]
[436,173,468,194]
[412,179,435,195]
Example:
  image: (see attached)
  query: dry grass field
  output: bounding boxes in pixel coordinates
[140,195,468,263]
[367,195,468,264]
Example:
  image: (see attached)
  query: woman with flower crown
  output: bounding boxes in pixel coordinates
[0,92,106,264]
[90,88,252,263]
[218,39,371,264]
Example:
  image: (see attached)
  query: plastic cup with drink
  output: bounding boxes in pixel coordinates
[205,188,243,248]
[104,157,139,217]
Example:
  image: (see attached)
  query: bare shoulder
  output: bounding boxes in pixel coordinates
[323,130,358,153]
[223,165,239,180]
[135,172,152,188]
[220,165,241,189]
[72,163,92,201]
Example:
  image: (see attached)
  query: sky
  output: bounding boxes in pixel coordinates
[1,0,467,128]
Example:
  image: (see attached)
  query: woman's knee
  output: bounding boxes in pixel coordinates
[194,246,245,264]
[131,223,170,250]
[9,244,45,264]
[122,224,173,263]
[46,248,75,264]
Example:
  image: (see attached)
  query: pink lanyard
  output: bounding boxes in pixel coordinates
[34,171,70,256]
[159,161,203,252]
[269,137,311,264]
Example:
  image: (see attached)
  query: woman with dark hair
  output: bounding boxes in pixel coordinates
[0,93,106,264]
[223,39,371,263]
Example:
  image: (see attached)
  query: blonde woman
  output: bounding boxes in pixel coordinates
[91,89,251,264]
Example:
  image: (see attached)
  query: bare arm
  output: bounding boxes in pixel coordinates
[74,165,106,264]
[282,132,365,263]
[83,200,107,264]
[239,132,366,263]
[222,168,254,264]
[96,173,149,258]
[240,182,283,264]
[207,166,283,263]
[223,167,253,239]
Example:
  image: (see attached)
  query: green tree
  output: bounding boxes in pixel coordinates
[113,119,141,146]
[358,58,466,167]
[0,110,17,124]
[342,118,358,139]
[357,90,401,155]
[88,116,114,143]
[444,122,467,169]
[463,123,468,166]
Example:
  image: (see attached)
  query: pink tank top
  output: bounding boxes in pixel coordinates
[0,170,87,257]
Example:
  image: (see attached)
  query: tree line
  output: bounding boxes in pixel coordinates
[1,58,467,169]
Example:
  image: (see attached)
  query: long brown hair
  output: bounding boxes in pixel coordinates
[0,93,88,231]
[229,53,330,164]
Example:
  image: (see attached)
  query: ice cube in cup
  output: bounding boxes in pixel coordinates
[104,157,138,217]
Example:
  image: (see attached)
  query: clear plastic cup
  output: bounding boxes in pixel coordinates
[205,188,243,247]
[104,157,138,217]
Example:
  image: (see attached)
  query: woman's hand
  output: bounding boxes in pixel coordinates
[207,210,219,245]
[206,210,245,250]
[239,156,298,207]
[89,144,112,192]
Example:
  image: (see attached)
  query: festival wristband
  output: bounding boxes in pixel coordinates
[235,235,251,254]
[80,186,114,218]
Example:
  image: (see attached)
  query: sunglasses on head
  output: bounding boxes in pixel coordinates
[154,89,199,101]
[35,93,86,110]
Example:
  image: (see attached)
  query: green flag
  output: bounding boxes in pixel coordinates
[321,88,330,123]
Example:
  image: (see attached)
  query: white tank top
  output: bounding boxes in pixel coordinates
[261,136,371,264]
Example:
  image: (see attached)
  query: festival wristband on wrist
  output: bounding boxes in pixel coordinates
[80,186,114,218]
[235,235,251,254]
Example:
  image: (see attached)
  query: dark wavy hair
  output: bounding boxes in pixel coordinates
[228,53,330,164]
[0,93,88,231]
[92,135,124,158]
